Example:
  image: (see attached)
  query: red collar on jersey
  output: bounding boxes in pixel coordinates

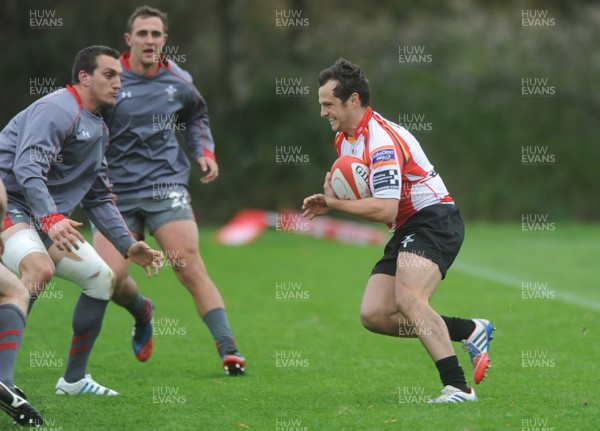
[349,106,373,140]
[66,85,83,108]
[120,51,170,75]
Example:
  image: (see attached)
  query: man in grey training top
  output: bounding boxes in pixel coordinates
[93,6,246,374]
[0,45,163,396]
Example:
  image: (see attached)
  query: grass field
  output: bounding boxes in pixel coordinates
[6,223,598,430]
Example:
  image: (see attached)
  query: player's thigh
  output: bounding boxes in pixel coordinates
[153,220,203,265]
[2,223,54,280]
[145,191,200,257]
[1,221,29,242]
[92,230,137,282]
[395,252,442,302]
[361,273,398,317]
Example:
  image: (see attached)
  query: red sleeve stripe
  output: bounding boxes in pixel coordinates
[203,149,216,161]
[40,213,66,233]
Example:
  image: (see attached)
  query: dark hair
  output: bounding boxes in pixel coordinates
[318,58,370,106]
[71,45,120,83]
[127,5,168,33]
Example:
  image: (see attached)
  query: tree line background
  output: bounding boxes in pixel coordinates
[1,0,598,224]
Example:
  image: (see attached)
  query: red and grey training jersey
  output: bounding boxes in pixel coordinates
[334,107,454,232]
[0,86,135,256]
[102,52,216,200]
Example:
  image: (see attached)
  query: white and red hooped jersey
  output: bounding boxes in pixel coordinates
[333,107,454,231]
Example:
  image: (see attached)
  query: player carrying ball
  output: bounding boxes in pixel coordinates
[303,58,494,402]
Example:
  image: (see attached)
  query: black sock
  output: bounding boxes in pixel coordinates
[27,294,38,315]
[435,355,469,392]
[441,316,476,342]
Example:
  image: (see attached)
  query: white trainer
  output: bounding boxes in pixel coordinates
[428,385,477,403]
[55,374,119,396]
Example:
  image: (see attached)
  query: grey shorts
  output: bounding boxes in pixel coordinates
[93,190,195,238]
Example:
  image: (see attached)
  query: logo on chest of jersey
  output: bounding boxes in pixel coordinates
[371,147,396,169]
[120,90,132,99]
[165,85,178,102]
[77,129,91,139]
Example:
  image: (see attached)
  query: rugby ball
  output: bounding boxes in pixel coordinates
[330,155,371,200]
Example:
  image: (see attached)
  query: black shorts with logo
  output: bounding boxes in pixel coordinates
[371,204,465,279]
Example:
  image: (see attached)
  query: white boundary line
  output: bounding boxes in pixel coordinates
[453,261,600,311]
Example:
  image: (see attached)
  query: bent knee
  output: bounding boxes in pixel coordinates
[112,267,130,287]
[360,308,384,333]
[175,262,211,287]
[80,262,115,301]
[360,314,377,333]
[54,242,115,301]
[21,256,55,286]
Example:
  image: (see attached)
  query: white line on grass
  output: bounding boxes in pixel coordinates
[453,261,600,311]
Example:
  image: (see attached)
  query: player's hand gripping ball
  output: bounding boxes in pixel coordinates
[330,155,371,200]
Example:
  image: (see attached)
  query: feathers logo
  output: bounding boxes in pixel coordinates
[165,85,177,102]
